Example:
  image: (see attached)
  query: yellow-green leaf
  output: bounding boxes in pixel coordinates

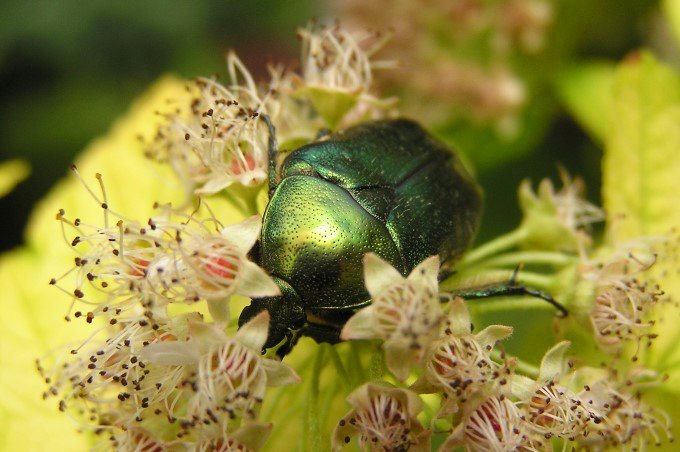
[24,76,189,257]
[0,76,242,451]
[602,53,680,238]
[0,249,91,451]
[556,62,616,143]
[297,86,358,129]
[0,159,30,199]
[663,0,680,47]
[601,52,680,444]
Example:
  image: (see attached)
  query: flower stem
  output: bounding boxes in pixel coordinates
[305,345,326,451]
[348,342,367,384]
[513,272,554,290]
[468,297,559,315]
[328,345,352,391]
[459,228,528,268]
[244,193,260,216]
[479,251,575,268]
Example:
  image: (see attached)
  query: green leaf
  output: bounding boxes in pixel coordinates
[0,76,244,450]
[601,53,680,420]
[0,249,91,451]
[556,62,616,143]
[24,76,187,255]
[602,52,680,238]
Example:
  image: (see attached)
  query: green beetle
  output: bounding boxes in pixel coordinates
[238,119,483,353]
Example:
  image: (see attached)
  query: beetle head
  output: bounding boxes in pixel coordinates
[238,278,305,350]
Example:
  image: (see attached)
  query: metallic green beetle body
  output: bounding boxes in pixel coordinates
[239,119,482,350]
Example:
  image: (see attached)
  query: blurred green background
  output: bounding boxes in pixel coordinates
[0,0,669,251]
[0,0,314,250]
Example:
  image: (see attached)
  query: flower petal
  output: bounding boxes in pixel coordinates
[409,374,439,395]
[188,317,229,353]
[437,396,461,418]
[230,422,274,451]
[538,340,571,382]
[138,341,200,366]
[262,359,301,386]
[194,176,232,195]
[363,252,404,296]
[235,310,270,352]
[221,215,262,254]
[448,297,473,336]
[206,298,230,324]
[384,340,417,381]
[475,324,514,349]
[340,305,379,340]
[332,409,358,451]
[235,260,281,297]
[406,255,439,291]
[508,374,538,400]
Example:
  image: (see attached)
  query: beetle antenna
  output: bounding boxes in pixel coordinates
[260,114,279,198]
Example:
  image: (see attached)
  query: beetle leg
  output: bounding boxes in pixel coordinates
[275,328,302,359]
[438,266,456,282]
[300,321,343,345]
[274,322,342,358]
[440,273,568,317]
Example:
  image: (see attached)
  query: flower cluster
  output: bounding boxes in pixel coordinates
[39,21,677,452]
[50,168,279,320]
[583,239,668,358]
[40,169,297,447]
[332,384,430,451]
[41,23,393,450]
[145,22,393,200]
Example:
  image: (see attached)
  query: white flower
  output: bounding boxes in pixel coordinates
[298,23,376,95]
[193,422,273,451]
[39,315,189,428]
[512,342,605,442]
[295,22,394,128]
[332,384,430,451]
[140,311,300,437]
[340,253,444,381]
[52,178,279,325]
[411,298,513,417]
[147,54,273,195]
[167,215,280,322]
[583,239,665,355]
[443,395,541,452]
[577,376,674,449]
